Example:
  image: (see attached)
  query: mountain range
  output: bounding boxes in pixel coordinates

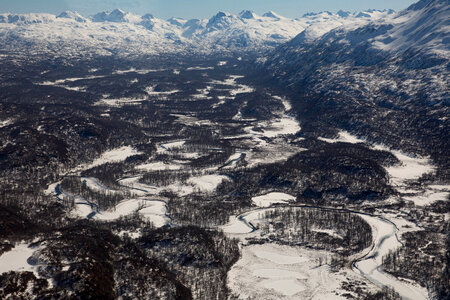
[0,8,396,57]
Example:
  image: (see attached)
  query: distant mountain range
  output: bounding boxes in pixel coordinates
[0,8,396,57]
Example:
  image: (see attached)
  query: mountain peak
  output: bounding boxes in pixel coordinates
[239,10,257,19]
[57,11,87,22]
[92,9,128,23]
[336,10,351,17]
[263,11,282,19]
[142,14,154,20]
[206,11,232,29]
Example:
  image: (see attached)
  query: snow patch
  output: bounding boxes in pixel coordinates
[0,243,39,275]
[252,192,295,207]
[188,174,229,192]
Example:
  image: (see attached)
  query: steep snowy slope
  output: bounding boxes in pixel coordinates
[264,0,449,177]
[0,8,392,57]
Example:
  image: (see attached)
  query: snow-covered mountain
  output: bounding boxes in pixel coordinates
[0,8,393,58]
[263,0,449,173]
[269,0,448,64]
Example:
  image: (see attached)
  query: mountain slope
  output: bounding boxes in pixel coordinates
[264,0,449,177]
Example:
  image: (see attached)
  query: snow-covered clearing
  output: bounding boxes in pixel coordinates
[95,198,170,227]
[0,242,41,275]
[375,146,435,187]
[113,68,164,75]
[136,161,184,171]
[318,131,366,144]
[402,188,449,207]
[209,75,255,101]
[88,146,142,169]
[187,174,229,192]
[245,116,300,139]
[39,75,105,86]
[94,97,146,107]
[222,152,244,168]
[252,192,296,207]
[228,243,361,299]
[158,140,186,151]
[145,86,180,96]
[186,66,214,71]
[81,177,122,194]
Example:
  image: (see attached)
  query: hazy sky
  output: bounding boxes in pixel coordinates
[0,0,417,19]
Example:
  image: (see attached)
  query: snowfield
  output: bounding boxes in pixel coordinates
[95,198,170,227]
[187,175,229,192]
[252,192,296,207]
[228,243,364,299]
[0,242,43,275]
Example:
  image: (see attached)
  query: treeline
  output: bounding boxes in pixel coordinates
[217,140,394,205]
[256,207,372,256]
[60,176,128,211]
[167,192,252,227]
[139,226,240,300]
[140,170,193,187]
[383,230,449,300]
[0,220,241,299]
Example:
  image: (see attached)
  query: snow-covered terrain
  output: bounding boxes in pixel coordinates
[228,243,356,299]
[222,205,429,299]
[0,8,395,57]
[319,130,447,207]
[252,192,296,207]
[354,215,429,300]
[0,242,40,275]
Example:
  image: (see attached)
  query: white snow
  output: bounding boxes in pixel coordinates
[81,177,122,194]
[252,192,295,207]
[186,66,214,71]
[254,249,309,265]
[95,199,170,227]
[252,268,307,279]
[88,146,142,169]
[95,97,146,107]
[403,188,449,207]
[188,174,229,192]
[245,116,300,138]
[145,86,180,96]
[380,148,435,186]
[221,215,254,234]
[0,119,13,128]
[318,130,366,144]
[159,140,185,150]
[136,161,184,171]
[0,242,38,275]
[228,243,357,299]
[263,279,306,296]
